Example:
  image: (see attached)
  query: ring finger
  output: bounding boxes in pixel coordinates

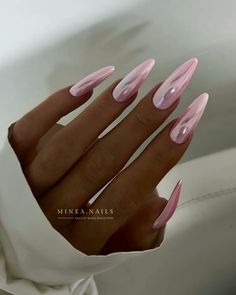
[42,58,198,212]
[70,93,208,254]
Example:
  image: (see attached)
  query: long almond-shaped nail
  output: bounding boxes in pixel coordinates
[112,59,155,102]
[69,65,115,97]
[152,180,182,229]
[170,93,209,144]
[152,58,198,110]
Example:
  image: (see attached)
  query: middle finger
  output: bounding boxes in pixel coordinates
[44,58,198,211]
[27,59,155,195]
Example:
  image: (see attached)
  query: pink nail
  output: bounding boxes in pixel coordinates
[170,93,209,144]
[152,180,182,229]
[112,59,155,102]
[153,58,198,110]
[69,65,115,97]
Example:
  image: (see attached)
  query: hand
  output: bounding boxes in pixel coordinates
[9,58,208,255]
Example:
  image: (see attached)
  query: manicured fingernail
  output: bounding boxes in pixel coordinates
[152,180,182,229]
[69,65,115,97]
[152,58,198,110]
[112,59,155,102]
[170,93,209,144]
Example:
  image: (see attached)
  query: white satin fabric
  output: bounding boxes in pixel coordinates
[95,147,236,294]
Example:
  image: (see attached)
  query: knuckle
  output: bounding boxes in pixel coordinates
[152,148,177,172]
[11,115,31,144]
[37,153,55,174]
[111,187,141,219]
[82,150,106,184]
[11,110,40,146]
[152,150,163,163]
[37,140,67,173]
[164,144,180,165]
[151,150,165,166]
[133,110,157,131]
[82,143,117,185]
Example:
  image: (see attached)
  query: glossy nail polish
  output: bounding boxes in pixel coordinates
[170,93,209,144]
[69,65,115,97]
[112,59,155,102]
[152,180,182,229]
[153,58,198,110]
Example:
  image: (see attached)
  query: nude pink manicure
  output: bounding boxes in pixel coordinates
[152,180,182,229]
[170,93,209,144]
[152,58,198,110]
[69,65,115,97]
[112,59,155,102]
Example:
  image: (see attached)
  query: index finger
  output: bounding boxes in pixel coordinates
[11,66,115,158]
